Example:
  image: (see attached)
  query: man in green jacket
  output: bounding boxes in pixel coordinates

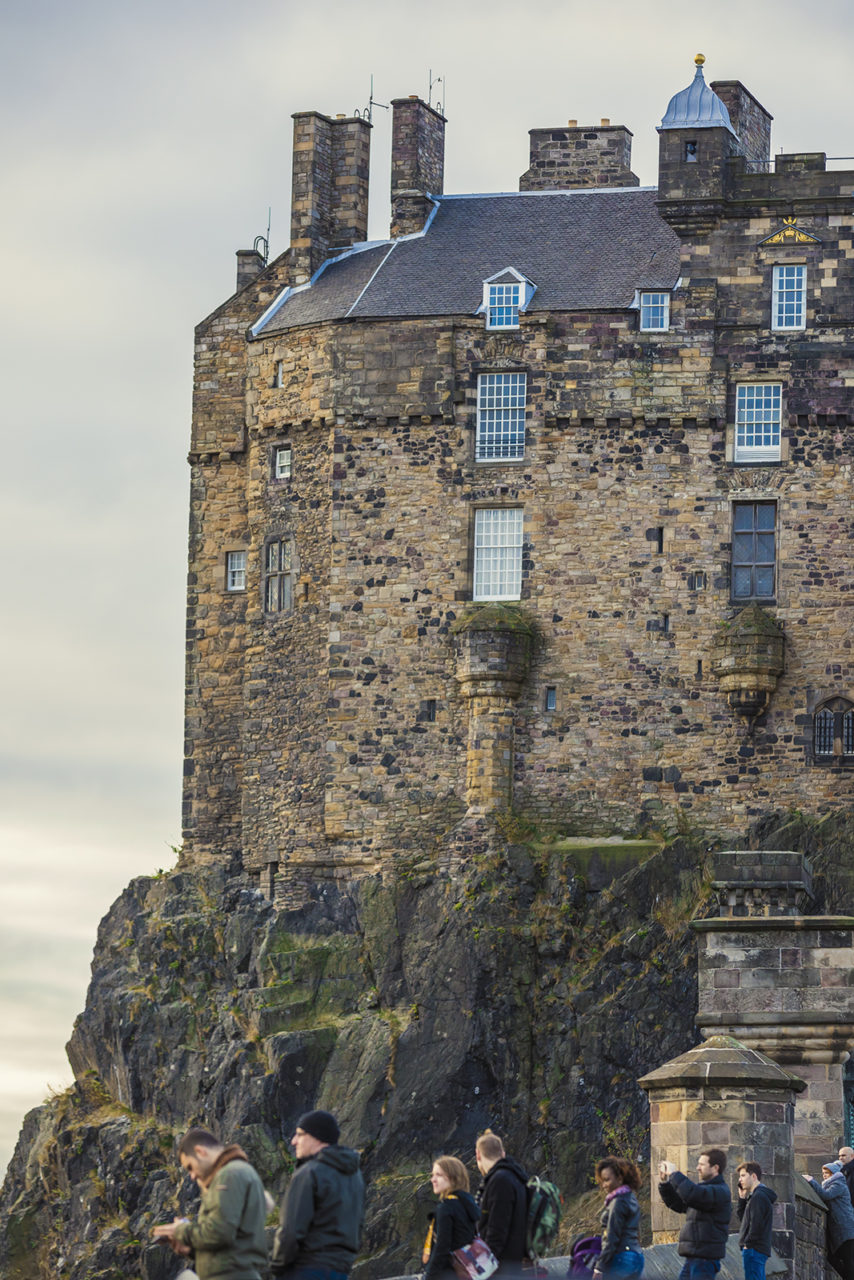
[153,1127,268,1280]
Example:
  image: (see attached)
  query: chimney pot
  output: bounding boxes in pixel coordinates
[600,117,610,126]
[568,118,577,127]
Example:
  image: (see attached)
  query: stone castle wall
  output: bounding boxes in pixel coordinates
[183,137,854,875]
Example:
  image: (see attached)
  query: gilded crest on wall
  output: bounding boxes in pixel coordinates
[759,217,822,246]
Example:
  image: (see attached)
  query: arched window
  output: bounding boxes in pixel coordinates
[813,698,854,764]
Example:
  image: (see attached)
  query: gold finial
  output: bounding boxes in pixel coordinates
[695,53,706,66]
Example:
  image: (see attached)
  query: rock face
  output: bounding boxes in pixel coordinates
[2,813,852,1280]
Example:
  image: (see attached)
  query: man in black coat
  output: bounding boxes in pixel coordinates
[839,1146,854,1208]
[475,1132,529,1275]
[271,1110,365,1280]
[736,1161,776,1280]
[658,1148,732,1280]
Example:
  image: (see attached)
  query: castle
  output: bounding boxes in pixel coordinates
[183,57,854,898]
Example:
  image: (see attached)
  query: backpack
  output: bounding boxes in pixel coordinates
[526,1175,563,1259]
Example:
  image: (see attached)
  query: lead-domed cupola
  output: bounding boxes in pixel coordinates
[660,55,737,133]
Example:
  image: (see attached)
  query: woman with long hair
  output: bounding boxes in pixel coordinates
[591,1157,644,1279]
[423,1156,480,1280]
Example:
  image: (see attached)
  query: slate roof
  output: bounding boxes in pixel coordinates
[253,187,682,336]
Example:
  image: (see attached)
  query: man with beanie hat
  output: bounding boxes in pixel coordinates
[271,1110,365,1280]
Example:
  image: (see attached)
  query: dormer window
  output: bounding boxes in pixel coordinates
[639,291,670,331]
[487,281,521,329]
[480,268,535,330]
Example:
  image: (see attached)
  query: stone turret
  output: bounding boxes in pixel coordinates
[452,605,533,814]
[710,604,785,717]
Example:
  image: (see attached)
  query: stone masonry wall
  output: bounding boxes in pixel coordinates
[184,167,854,871]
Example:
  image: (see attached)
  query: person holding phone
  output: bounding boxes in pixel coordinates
[657,1151,731,1280]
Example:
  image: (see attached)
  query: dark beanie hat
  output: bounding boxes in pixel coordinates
[297,1110,340,1145]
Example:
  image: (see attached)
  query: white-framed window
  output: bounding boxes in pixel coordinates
[486,281,521,329]
[226,550,247,592]
[735,384,782,462]
[640,291,670,331]
[473,508,523,601]
[264,539,292,613]
[772,265,806,330]
[476,372,526,462]
[273,446,292,480]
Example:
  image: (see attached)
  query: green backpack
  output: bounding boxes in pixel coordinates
[526,1175,563,1259]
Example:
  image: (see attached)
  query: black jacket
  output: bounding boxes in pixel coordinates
[844,1160,854,1209]
[599,1188,641,1269]
[736,1183,776,1256]
[658,1171,731,1260]
[478,1157,529,1266]
[272,1145,365,1274]
[424,1191,480,1280]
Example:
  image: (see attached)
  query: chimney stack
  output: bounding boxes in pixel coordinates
[390,96,446,237]
[289,111,371,287]
[519,122,639,190]
[235,248,265,292]
[711,80,772,165]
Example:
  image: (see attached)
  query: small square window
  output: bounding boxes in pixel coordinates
[273,446,292,481]
[486,282,521,329]
[685,140,698,162]
[734,384,782,463]
[265,539,292,612]
[732,502,776,600]
[226,550,246,592]
[640,292,670,331]
[473,508,523,601]
[476,373,526,462]
[772,265,806,331]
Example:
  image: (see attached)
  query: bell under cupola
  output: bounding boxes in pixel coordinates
[656,54,743,229]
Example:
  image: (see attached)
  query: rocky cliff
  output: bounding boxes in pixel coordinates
[2,811,852,1280]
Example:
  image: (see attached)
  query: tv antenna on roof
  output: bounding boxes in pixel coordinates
[253,208,271,266]
[428,69,444,114]
[354,75,388,123]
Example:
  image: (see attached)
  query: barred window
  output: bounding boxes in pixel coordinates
[814,698,854,762]
[640,291,670,331]
[772,265,806,331]
[476,373,526,461]
[265,539,292,613]
[735,384,782,463]
[732,502,776,600]
[487,282,521,329]
[226,550,246,592]
[473,508,523,601]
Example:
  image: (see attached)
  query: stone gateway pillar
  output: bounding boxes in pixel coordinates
[692,850,854,1170]
[639,1035,805,1273]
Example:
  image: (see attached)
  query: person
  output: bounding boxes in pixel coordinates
[475,1131,530,1275]
[803,1159,854,1280]
[271,1109,364,1280]
[735,1161,775,1280]
[151,1127,267,1280]
[657,1149,731,1280]
[839,1146,854,1208]
[590,1157,643,1280]
[422,1155,480,1280]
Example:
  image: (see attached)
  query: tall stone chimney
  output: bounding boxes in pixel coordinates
[519,120,639,190]
[711,80,773,165]
[390,96,446,237]
[289,111,371,287]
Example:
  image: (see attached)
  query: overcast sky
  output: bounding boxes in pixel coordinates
[2,0,852,1179]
